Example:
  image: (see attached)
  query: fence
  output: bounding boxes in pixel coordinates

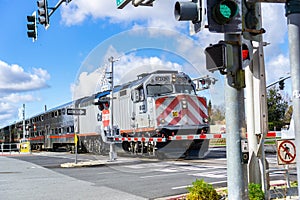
[0,143,20,154]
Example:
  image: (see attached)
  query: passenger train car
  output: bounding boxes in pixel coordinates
[0,70,210,158]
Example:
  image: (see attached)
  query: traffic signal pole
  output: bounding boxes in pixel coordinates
[286,0,300,195]
[224,33,246,199]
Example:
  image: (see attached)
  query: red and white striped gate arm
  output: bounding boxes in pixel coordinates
[168,134,226,140]
[113,131,281,142]
[114,137,166,142]
[168,131,282,141]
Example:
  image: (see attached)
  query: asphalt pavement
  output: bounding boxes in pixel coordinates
[0,156,147,200]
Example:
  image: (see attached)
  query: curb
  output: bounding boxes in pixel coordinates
[60,158,138,168]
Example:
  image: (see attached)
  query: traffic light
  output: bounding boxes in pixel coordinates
[26,12,37,41]
[205,41,233,74]
[279,80,285,90]
[37,0,49,28]
[242,0,263,41]
[207,0,242,33]
[174,0,204,33]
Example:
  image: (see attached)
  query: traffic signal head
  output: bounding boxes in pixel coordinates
[37,0,49,28]
[279,80,285,90]
[205,41,233,74]
[207,0,242,33]
[212,0,238,24]
[242,1,262,41]
[174,0,201,23]
[26,12,37,41]
[174,0,204,33]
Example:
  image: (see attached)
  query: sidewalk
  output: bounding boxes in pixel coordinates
[0,156,146,200]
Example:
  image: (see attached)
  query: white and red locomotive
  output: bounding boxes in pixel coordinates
[87,70,210,157]
[0,70,210,158]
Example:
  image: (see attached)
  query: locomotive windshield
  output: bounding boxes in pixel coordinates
[175,84,195,94]
[146,84,195,96]
[146,84,173,96]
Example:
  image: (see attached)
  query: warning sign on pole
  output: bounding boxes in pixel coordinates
[276,139,296,165]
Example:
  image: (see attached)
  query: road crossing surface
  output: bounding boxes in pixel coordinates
[2,147,297,199]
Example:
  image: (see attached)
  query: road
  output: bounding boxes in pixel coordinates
[5,148,227,199]
[3,147,297,199]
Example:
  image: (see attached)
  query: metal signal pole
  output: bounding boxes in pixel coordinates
[108,56,118,161]
[286,0,300,194]
[224,33,246,199]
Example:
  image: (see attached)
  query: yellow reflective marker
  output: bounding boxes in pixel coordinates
[74,134,78,146]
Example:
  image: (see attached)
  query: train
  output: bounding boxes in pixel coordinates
[0,70,210,158]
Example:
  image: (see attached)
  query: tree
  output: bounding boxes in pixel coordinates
[267,87,289,131]
[209,103,226,125]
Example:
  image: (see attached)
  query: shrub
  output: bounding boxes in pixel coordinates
[248,183,264,200]
[186,179,220,200]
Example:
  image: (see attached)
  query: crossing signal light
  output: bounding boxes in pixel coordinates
[174,0,204,33]
[37,0,49,28]
[205,41,233,74]
[242,43,249,61]
[207,0,242,33]
[241,39,253,67]
[27,12,37,41]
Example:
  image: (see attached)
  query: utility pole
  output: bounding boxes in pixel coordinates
[286,0,300,195]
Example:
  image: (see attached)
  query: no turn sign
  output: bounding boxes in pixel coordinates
[276,139,296,165]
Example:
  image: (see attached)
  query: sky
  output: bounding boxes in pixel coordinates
[0,0,290,128]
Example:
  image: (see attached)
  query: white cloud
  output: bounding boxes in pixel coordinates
[72,48,184,100]
[265,53,290,83]
[262,3,287,47]
[62,1,290,107]
[61,0,179,29]
[0,60,50,93]
[0,60,50,127]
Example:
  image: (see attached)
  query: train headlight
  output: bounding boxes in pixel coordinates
[172,74,176,82]
[160,119,166,124]
[181,99,187,109]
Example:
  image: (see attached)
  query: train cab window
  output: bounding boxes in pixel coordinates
[131,87,145,102]
[175,84,195,94]
[131,90,140,102]
[146,84,173,97]
[61,109,66,115]
[139,88,144,101]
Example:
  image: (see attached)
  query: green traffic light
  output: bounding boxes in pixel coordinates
[220,4,231,19]
[213,0,238,25]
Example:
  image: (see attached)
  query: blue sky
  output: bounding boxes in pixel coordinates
[0,0,290,127]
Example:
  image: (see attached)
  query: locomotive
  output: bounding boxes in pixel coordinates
[0,70,210,158]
